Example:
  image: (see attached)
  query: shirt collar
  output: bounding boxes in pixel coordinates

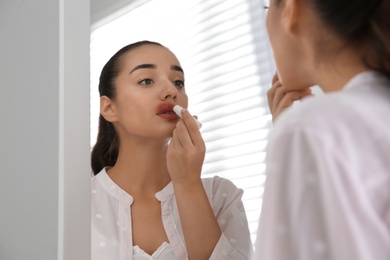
[155,182,174,202]
[343,70,389,91]
[96,168,134,205]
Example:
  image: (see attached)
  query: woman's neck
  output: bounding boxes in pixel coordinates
[310,42,370,92]
[107,138,172,196]
[316,58,369,93]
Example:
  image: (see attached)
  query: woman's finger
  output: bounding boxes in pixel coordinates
[180,109,204,147]
[267,74,283,113]
[272,89,313,121]
[270,84,285,113]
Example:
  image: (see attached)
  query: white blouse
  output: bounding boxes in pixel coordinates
[255,71,390,260]
[91,168,253,260]
[133,242,174,260]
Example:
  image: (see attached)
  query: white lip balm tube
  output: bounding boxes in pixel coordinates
[173,105,202,129]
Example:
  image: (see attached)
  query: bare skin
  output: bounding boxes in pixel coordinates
[101,44,221,259]
[267,73,312,122]
[167,108,222,259]
[266,0,369,121]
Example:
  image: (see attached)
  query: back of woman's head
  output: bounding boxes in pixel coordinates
[307,0,390,78]
[91,40,163,175]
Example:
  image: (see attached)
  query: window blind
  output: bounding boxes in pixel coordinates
[90,0,275,246]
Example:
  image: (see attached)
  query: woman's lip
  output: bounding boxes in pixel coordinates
[156,103,180,121]
[156,103,175,114]
[157,112,179,121]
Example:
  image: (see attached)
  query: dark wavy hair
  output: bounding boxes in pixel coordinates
[91,41,163,175]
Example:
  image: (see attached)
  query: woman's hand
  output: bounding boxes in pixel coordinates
[167,110,221,260]
[268,73,312,122]
[166,108,206,184]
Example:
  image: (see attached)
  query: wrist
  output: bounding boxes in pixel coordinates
[172,178,204,194]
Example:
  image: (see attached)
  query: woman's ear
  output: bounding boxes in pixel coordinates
[281,0,301,35]
[100,96,117,122]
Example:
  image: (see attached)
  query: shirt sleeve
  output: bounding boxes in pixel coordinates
[207,177,254,260]
[254,123,390,260]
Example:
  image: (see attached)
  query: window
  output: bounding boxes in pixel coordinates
[90,0,275,246]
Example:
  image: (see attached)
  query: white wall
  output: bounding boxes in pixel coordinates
[90,0,135,25]
[0,0,90,259]
[90,0,147,29]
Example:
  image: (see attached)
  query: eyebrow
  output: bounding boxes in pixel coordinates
[171,65,184,73]
[130,64,156,74]
[129,64,184,74]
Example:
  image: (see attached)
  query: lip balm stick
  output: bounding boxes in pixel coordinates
[173,105,202,129]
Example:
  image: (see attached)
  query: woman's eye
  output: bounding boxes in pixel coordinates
[173,80,185,89]
[138,78,153,85]
[263,0,270,9]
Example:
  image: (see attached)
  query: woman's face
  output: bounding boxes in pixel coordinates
[266,0,313,90]
[104,44,188,140]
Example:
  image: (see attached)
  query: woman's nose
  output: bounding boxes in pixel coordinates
[160,82,178,100]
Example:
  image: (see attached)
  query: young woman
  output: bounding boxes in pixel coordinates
[255,0,390,259]
[91,41,253,260]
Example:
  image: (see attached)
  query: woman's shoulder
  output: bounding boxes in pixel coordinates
[274,88,378,136]
[91,168,134,205]
[201,176,243,199]
[202,175,239,188]
[277,93,351,125]
[91,168,106,186]
[276,72,390,131]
